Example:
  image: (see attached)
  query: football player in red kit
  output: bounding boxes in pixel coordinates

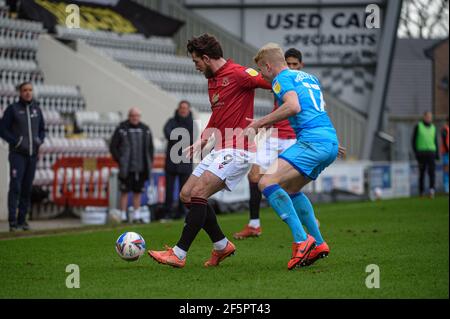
[148,33,271,268]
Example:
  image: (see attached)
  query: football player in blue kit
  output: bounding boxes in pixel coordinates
[243,43,339,270]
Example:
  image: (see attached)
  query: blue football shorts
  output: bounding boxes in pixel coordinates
[278,140,338,180]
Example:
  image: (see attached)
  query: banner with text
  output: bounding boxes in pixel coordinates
[18,0,184,36]
[244,6,382,65]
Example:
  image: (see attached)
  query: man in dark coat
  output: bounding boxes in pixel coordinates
[163,100,194,219]
[0,82,45,232]
[110,107,154,223]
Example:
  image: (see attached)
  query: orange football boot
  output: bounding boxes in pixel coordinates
[233,225,262,239]
[287,234,316,270]
[148,246,186,268]
[304,242,330,266]
[204,241,236,267]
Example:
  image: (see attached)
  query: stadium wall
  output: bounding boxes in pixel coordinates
[36,34,181,141]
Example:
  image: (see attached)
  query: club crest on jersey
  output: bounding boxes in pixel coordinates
[31,109,39,118]
[245,68,258,77]
[222,77,230,86]
[273,81,281,94]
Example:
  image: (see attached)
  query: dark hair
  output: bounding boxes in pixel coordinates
[284,48,302,63]
[16,81,32,91]
[178,100,191,108]
[187,33,223,59]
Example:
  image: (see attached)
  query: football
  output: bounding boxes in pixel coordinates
[115,232,146,261]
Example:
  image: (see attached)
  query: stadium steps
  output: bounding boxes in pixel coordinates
[0,4,131,221]
[36,34,180,142]
[54,26,274,116]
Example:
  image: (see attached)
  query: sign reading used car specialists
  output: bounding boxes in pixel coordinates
[244,7,382,65]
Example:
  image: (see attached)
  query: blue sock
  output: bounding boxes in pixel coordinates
[262,184,307,243]
[290,192,324,245]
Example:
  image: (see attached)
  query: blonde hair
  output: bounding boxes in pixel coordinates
[253,43,286,66]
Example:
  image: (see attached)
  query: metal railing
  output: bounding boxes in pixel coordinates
[324,93,367,160]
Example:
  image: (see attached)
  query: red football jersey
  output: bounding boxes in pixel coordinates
[201,59,271,150]
[271,99,296,139]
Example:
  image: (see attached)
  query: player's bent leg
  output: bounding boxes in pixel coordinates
[259,159,315,270]
[149,172,225,268]
[282,177,325,251]
[203,202,234,267]
[248,164,263,184]
[280,140,338,267]
[282,177,321,229]
[234,165,263,240]
[189,182,229,250]
[258,157,301,191]
[289,191,329,267]
[179,174,199,204]
[190,170,226,199]
[280,175,310,193]
[189,171,236,267]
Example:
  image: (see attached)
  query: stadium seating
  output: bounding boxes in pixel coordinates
[55,26,274,115]
[75,111,122,139]
[0,3,122,218]
[0,2,273,218]
[55,26,176,55]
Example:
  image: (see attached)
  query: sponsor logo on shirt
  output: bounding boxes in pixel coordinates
[245,68,259,77]
[273,81,281,94]
[218,154,233,169]
[211,93,220,105]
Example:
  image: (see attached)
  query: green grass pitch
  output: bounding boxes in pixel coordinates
[0,196,448,298]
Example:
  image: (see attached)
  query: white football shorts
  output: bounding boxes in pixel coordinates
[192,148,254,191]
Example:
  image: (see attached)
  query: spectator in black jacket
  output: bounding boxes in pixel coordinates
[163,100,194,220]
[412,111,439,198]
[0,82,45,232]
[110,107,154,223]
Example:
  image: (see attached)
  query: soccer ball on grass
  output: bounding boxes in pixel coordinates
[115,232,146,261]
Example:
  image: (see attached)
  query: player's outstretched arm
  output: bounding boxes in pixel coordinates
[246,91,300,133]
[183,138,209,159]
[183,111,217,159]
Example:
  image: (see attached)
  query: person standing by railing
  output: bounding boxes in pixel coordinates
[163,100,194,220]
[412,111,439,198]
[0,82,45,232]
[110,107,154,223]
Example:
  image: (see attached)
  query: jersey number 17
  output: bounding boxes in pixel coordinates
[303,82,325,112]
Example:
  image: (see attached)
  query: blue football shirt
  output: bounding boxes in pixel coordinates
[272,68,338,143]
